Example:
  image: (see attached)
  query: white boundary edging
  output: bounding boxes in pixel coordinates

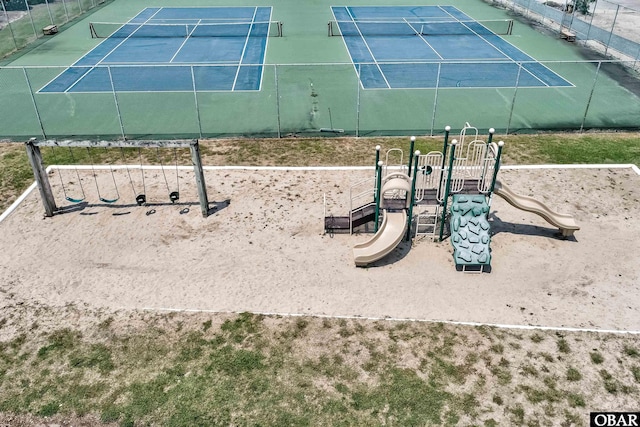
[141,307,640,335]
[2,163,639,334]
[0,163,638,224]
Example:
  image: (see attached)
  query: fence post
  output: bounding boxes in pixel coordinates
[430,62,442,136]
[1,1,18,51]
[43,0,54,26]
[275,64,281,138]
[106,65,126,139]
[604,4,620,57]
[580,61,602,132]
[190,65,203,138]
[22,68,47,139]
[24,0,37,39]
[61,0,69,25]
[356,63,361,137]
[506,62,523,134]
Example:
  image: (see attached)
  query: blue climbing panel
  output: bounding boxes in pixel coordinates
[450,194,491,270]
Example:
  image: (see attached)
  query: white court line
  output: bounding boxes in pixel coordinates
[142,307,640,335]
[1,163,638,222]
[231,7,258,91]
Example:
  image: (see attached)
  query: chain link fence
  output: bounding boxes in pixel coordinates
[488,0,640,67]
[0,0,110,58]
[1,60,639,140]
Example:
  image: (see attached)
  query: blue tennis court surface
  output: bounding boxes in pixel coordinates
[332,6,573,89]
[40,7,273,93]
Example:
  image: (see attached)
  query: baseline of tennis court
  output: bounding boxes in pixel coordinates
[40,6,273,93]
[331,5,573,89]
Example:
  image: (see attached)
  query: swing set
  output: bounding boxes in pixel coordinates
[26,139,210,217]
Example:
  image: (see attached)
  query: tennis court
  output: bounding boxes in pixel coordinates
[331,6,571,89]
[1,0,640,138]
[40,7,275,92]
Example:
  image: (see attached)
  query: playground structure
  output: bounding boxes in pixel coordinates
[25,138,211,217]
[324,124,580,271]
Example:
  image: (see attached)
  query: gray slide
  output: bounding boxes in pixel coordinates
[493,180,579,237]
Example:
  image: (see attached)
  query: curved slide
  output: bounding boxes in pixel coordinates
[493,180,579,237]
[353,209,407,267]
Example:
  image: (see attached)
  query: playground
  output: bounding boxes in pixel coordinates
[1,148,639,331]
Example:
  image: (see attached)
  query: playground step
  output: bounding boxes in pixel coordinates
[415,188,440,205]
[380,198,407,210]
[325,202,376,232]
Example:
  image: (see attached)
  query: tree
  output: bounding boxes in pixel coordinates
[574,0,596,15]
[1,0,51,12]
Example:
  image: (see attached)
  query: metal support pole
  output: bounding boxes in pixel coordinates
[106,65,126,139]
[24,0,37,39]
[438,139,457,242]
[430,63,442,136]
[275,65,281,138]
[506,63,523,135]
[374,145,380,198]
[488,141,504,194]
[23,67,46,139]
[61,0,69,24]
[1,1,18,51]
[407,136,415,177]
[406,151,420,241]
[437,125,450,200]
[604,5,620,57]
[580,61,602,132]
[487,128,494,145]
[480,128,495,190]
[190,142,209,217]
[374,159,383,233]
[356,64,361,138]
[190,65,203,138]
[26,138,57,217]
[43,0,54,26]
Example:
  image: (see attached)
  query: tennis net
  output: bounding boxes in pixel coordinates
[90,21,283,38]
[327,19,513,37]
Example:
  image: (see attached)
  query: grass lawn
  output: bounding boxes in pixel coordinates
[0,132,639,426]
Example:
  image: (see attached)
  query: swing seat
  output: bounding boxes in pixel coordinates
[100,197,119,204]
[65,196,85,203]
[136,194,146,206]
[169,191,180,203]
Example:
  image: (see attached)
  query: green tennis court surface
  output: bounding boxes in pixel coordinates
[1,0,639,139]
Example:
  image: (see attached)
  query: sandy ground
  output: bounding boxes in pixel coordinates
[1,165,639,332]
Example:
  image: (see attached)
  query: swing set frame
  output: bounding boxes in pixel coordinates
[25,138,211,218]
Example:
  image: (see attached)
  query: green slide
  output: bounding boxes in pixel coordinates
[450,195,491,272]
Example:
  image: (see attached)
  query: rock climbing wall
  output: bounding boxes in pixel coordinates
[450,194,491,270]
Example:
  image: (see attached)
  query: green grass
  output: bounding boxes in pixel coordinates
[1,132,639,215]
[590,351,605,364]
[1,311,639,426]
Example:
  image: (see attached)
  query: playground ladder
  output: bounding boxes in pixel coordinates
[415,205,440,239]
